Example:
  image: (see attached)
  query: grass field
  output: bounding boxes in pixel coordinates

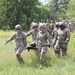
[0,30,75,75]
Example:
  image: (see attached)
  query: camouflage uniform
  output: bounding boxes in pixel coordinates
[39,20,44,26]
[52,28,58,39]
[26,23,39,49]
[69,20,74,32]
[5,25,27,64]
[26,29,39,42]
[54,23,70,57]
[64,19,69,29]
[52,22,59,47]
[30,19,37,30]
[36,24,52,68]
[45,21,51,34]
[49,23,54,35]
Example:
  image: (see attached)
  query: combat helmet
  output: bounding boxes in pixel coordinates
[39,23,46,29]
[59,22,66,30]
[32,23,38,28]
[59,22,65,27]
[55,22,59,27]
[15,24,22,30]
[33,19,36,22]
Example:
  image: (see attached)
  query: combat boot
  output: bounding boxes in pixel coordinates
[55,51,60,58]
[16,54,24,65]
[55,53,60,58]
[40,63,43,69]
[62,49,67,56]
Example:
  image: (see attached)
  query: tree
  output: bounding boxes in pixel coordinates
[66,0,75,20]
[0,0,40,30]
[46,0,70,20]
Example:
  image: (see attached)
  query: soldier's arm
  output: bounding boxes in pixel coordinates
[4,33,15,45]
[26,30,32,37]
[52,31,58,45]
[36,33,39,45]
[47,32,52,47]
[23,34,27,47]
[54,31,58,41]
[52,30,55,39]
[49,24,51,32]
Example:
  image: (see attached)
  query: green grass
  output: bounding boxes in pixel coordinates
[0,30,75,75]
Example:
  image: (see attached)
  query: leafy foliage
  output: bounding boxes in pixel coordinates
[0,0,74,30]
[0,0,40,30]
[45,0,70,20]
[66,0,75,20]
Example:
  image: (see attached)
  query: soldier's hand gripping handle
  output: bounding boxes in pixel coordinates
[48,45,50,48]
[26,46,30,51]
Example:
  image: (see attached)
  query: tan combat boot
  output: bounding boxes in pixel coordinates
[40,63,43,69]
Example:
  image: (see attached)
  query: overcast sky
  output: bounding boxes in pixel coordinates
[39,0,48,5]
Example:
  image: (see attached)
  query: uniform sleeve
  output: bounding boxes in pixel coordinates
[5,33,15,44]
[26,30,32,37]
[54,30,58,40]
[36,32,39,45]
[52,30,55,39]
[52,30,58,44]
[47,32,52,45]
[23,34,27,47]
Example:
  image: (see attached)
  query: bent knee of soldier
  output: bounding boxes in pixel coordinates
[16,51,20,55]
[16,47,23,55]
[41,47,47,53]
[54,44,60,51]
[61,44,67,50]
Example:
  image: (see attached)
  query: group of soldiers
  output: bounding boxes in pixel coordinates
[4,18,75,69]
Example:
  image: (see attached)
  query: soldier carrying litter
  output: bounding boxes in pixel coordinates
[45,19,51,35]
[26,23,51,51]
[4,24,27,65]
[54,22,70,58]
[52,22,60,47]
[26,23,39,51]
[36,23,52,69]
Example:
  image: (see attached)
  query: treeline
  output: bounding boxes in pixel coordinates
[0,0,74,30]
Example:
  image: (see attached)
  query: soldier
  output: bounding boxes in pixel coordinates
[52,22,59,39]
[39,20,45,27]
[26,23,39,51]
[68,19,74,32]
[52,22,60,47]
[59,18,63,23]
[64,19,69,29]
[54,23,70,58]
[54,20,57,28]
[49,20,54,35]
[36,23,52,69]
[30,19,38,30]
[4,24,27,65]
[45,19,51,34]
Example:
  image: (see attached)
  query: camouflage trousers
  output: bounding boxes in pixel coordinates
[54,42,68,56]
[38,45,47,63]
[15,45,25,64]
